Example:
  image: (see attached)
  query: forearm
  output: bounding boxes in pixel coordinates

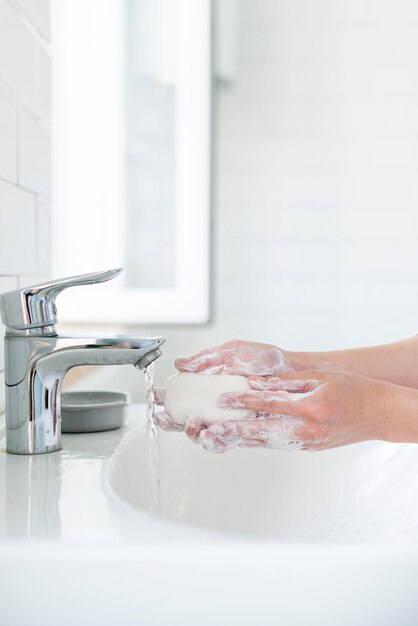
[383,382,418,443]
[286,336,418,388]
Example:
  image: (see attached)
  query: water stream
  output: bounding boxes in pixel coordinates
[144,363,161,516]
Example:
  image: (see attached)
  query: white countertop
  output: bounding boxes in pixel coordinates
[0,404,237,547]
[0,404,204,545]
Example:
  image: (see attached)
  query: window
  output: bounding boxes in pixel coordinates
[52,0,211,324]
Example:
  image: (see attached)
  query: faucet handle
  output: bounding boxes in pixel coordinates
[0,268,123,331]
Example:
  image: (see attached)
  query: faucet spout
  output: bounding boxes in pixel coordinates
[134,347,163,370]
[4,334,166,455]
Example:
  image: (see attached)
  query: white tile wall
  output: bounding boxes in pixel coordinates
[19,104,50,194]
[0,180,37,274]
[13,0,50,40]
[0,82,17,183]
[36,195,51,273]
[0,1,47,116]
[0,0,51,416]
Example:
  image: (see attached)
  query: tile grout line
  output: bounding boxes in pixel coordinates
[8,0,50,50]
[16,96,20,187]
[0,172,49,198]
[0,79,51,128]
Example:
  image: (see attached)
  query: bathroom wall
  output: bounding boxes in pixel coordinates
[7,0,415,404]
[74,0,418,401]
[0,0,51,416]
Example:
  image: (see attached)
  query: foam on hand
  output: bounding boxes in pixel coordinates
[163,373,256,425]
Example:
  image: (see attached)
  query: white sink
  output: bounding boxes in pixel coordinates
[107,424,418,542]
[1,407,418,625]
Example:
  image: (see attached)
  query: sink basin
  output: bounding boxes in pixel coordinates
[107,425,418,542]
[1,407,418,624]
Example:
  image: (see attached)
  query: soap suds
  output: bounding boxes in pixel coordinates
[218,389,316,410]
[155,410,183,432]
[249,377,321,393]
[184,414,204,443]
[176,342,291,377]
[199,416,304,454]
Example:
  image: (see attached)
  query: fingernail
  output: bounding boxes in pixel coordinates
[175,361,196,373]
[217,393,241,408]
[249,379,266,390]
[175,356,191,366]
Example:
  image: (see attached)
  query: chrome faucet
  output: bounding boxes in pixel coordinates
[0,268,166,455]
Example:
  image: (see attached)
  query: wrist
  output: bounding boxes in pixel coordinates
[286,350,319,372]
[378,382,418,444]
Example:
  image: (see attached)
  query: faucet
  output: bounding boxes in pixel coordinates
[0,268,166,455]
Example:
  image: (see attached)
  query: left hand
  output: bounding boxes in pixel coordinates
[198,370,390,453]
[175,339,291,376]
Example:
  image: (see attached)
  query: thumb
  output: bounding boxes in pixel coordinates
[153,387,165,406]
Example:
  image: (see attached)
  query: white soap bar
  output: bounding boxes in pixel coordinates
[164,373,256,425]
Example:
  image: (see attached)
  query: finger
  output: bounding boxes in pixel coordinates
[199,428,236,453]
[184,415,204,443]
[218,390,311,418]
[204,418,304,450]
[175,346,231,373]
[238,440,269,449]
[248,376,320,393]
[211,417,302,440]
[155,412,183,432]
[153,388,165,405]
[279,370,331,382]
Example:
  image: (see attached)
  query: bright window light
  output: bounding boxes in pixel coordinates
[51,0,211,325]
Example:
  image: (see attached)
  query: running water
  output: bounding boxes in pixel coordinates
[144,363,161,516]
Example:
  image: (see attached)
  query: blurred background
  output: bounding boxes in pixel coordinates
[58,0,418,399]
[2,0,418,403]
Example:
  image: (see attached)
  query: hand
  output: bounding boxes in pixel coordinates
[157,339,293,441]
[198,370,390,453]
[175,339,292,377]
[154,387,204,440]
[168,339,292,442]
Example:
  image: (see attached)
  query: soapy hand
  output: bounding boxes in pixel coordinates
[175,340,292,377]
[203,370,389,452]
[156,338,418,451]
[156,370,389,452]
[154,387,203,440]
[155,339,293,440]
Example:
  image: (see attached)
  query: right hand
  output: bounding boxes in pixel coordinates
[174,339,293,377]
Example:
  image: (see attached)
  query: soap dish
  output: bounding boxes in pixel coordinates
[61,391,129,433]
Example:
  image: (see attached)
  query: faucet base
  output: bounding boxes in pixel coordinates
[3,333,165,455]
[5,422,62,455]
[6,445,62,455]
